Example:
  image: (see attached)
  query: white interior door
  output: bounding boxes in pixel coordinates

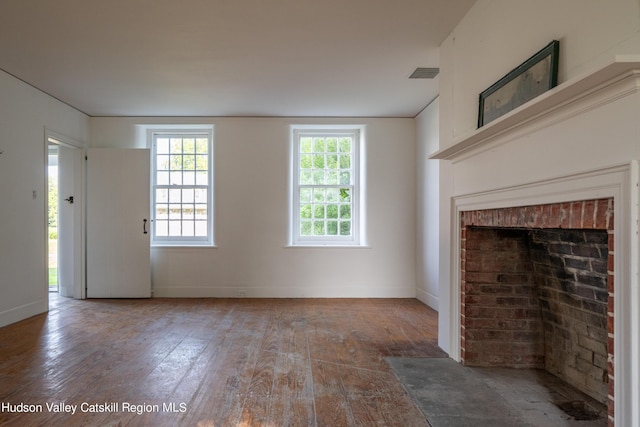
[87,148,151,298]
[57,145,83,298]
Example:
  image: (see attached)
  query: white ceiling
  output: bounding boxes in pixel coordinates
[0,0,475,117]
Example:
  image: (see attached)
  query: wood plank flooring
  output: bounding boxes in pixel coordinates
[0,296,445,427]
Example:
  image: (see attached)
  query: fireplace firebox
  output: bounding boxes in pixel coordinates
[460,199,614,417]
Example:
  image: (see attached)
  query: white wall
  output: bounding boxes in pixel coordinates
[0,71,89,327]
[436,0,640,423]
[91,116,417,298]
[415,99,440,309]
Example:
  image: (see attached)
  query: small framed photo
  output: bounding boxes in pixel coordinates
[478,40,559,128]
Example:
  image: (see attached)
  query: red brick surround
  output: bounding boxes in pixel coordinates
[460,198,614,424]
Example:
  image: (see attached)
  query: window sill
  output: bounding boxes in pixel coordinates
[151,244,217,250]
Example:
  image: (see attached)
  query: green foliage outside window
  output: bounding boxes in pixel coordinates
[298,134,355,239]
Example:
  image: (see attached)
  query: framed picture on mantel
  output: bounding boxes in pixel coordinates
[478,40,559,128]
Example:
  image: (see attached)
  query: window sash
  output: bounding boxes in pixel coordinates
[151,130,213,245]
[292,129,360,245]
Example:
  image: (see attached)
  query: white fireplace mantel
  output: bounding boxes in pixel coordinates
[429,56,640,161]
[429,55,640,426]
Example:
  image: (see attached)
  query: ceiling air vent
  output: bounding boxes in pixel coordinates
[409,67,439,79]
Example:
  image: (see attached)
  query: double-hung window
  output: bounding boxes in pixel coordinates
[150,127,214,246]
[291,127,363,246]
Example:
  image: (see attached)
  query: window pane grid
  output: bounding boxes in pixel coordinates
[293,129,359,244]
[297,137,354,238]
[299,191,352,237]
[299,136,353,187]
[154,186,208,238]
[152,132,212,242]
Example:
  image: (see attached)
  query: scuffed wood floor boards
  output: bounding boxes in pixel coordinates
[0,296,444,426]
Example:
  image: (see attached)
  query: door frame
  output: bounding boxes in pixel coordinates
[45,128,86,300]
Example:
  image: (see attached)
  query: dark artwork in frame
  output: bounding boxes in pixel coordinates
[478,40,559,128]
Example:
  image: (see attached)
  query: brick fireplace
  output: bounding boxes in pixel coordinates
[460,198,614,421]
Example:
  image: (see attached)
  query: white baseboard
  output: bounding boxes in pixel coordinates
[152,285,416,299]
[416,287,439,311]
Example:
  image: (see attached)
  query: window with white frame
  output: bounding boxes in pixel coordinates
[291,127,362,245]
[150,128,213,246]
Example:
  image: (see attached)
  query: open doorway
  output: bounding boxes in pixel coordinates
[47,144,59,293]
[45,131,85,302]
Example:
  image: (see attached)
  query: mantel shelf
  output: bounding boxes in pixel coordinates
[429,56,640,160]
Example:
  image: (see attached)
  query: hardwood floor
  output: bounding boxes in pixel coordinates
[0,296,445,427]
